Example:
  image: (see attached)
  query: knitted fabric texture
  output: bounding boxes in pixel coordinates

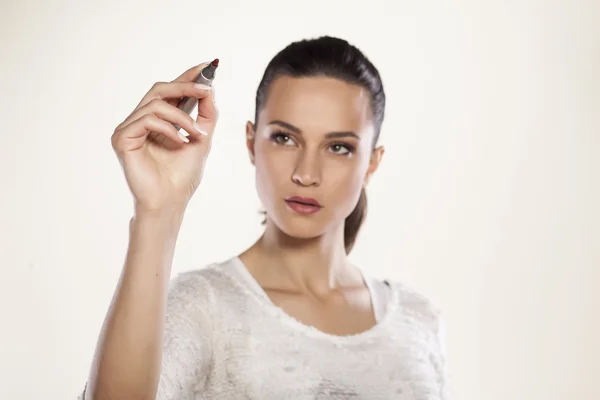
[80,258,449,399]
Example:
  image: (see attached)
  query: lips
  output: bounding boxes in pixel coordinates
[285,196,322,207]
[285,196,322,215]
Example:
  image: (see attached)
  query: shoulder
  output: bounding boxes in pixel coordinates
[385,279,444,333]
[165,258,238,313]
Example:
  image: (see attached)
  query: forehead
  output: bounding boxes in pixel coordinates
[259,75,373,133]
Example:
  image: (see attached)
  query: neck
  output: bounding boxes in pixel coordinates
[241,220,363,295]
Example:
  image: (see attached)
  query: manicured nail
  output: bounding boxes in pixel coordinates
[177,132,189,142]
[193,122,209,136]
[178,127,189,137]
[195,83,212,90]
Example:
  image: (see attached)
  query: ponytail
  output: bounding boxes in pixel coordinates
[344,188,367,253]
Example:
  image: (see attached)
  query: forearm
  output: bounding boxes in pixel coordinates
[86,209,185,400]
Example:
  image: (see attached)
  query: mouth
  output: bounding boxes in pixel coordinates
[284,196,322,215]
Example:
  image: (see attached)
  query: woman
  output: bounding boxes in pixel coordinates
[82,36,449,399]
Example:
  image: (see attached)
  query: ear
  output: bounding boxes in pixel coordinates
[363,145,385,187]
[245,121,256,165]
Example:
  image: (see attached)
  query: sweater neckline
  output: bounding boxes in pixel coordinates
[222,256,399,345]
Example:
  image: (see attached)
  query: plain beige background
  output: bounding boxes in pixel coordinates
[1,0,598,399]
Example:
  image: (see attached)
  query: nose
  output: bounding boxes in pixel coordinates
[291,149,321,187]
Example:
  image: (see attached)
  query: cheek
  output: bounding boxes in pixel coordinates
[326,166,362,194]
[254,143,291,204]
[322,157,367,212]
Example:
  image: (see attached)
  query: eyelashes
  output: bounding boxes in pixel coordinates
[270,131,294,146]
[329,142,355,155]
[269,131,355,156]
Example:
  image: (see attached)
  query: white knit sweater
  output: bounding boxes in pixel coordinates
[82,257,449,399]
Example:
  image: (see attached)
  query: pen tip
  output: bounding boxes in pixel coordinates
[211,58,219,67]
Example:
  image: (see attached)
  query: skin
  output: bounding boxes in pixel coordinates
[85,66,384,400]
[86,63,217,400]
[239,75,385,336]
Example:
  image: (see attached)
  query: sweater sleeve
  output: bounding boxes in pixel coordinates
[431,314,451,400]
[156,270,216,400]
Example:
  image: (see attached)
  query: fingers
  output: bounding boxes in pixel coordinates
[197,85,218,123]
[172,61,212,83]
[114,62,219,153]
[112,114,188,154]
[131,81,213,115]
[171,61,218,122]
[117,97,209,137]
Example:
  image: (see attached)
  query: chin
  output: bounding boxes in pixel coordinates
[280,221,325,240]
[267,205,332,241]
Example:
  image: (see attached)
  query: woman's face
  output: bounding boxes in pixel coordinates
[246,75,384,240]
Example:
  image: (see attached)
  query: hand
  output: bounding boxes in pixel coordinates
[111,62,219,214]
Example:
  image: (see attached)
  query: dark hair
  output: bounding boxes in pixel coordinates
[255,36,386,253]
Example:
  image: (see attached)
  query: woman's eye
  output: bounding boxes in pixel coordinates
[329,143,353,155]
[272,133,295,146]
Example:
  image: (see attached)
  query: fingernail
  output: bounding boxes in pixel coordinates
[195,83,212,90]
[193,122,209,136]
[177,132,190,143]
[178,127,189,137]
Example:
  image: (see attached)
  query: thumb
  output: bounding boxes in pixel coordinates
[197,82,218,123]
[193,85,218,141]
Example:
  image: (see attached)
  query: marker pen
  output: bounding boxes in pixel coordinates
[174,58,219,134]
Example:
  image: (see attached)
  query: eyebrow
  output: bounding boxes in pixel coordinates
[268,120,361,140]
